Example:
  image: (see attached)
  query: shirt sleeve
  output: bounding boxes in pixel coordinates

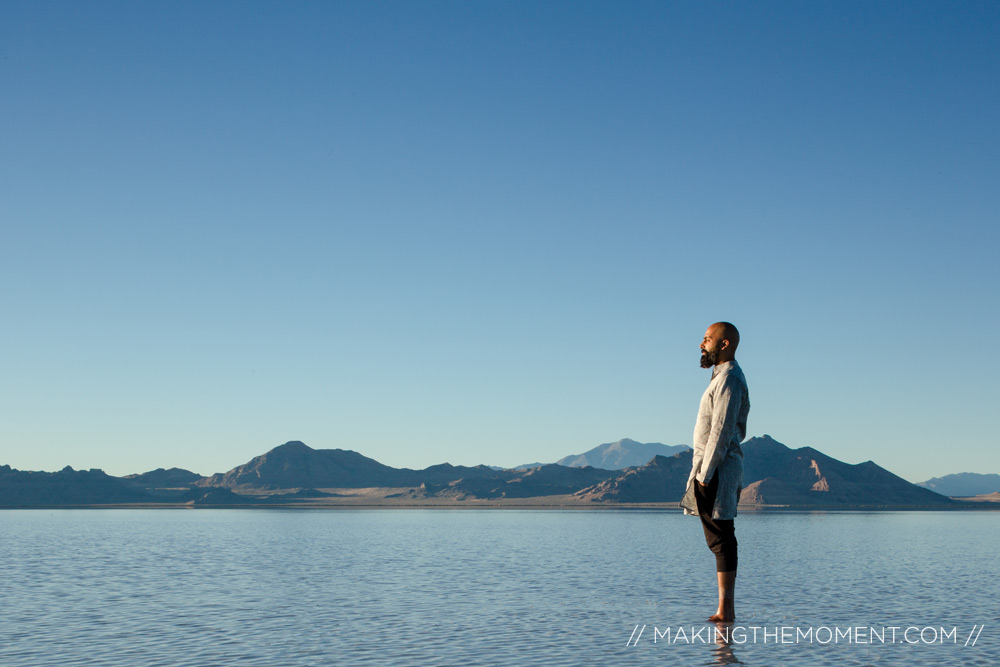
[696,373,746,484]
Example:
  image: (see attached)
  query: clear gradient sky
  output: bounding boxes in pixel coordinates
[2,1,998,482]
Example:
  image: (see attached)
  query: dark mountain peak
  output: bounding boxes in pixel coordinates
[741,437,952,505]
[200,441,402,490]
[423,462,458,472]
[742,434,789,451]
[125,467,205,488]
[267,441,314,454]
[55,465,108,478]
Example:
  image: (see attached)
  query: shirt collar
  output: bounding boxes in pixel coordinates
[712,359,737,379]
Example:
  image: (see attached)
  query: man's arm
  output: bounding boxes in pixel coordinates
[695,374,746,485]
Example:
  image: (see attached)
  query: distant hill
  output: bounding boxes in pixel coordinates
[199,441,499,491]
[576,453,691,502]
[125,467,205,488]
[512,438,689,470]
[409,464,618,500]
[554,438,690,469]
[916,473,1000,498]
[0,465,155,506]
[737,435,952,506]
[577,435,954,506]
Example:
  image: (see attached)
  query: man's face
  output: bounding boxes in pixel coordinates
[700,326,724,368]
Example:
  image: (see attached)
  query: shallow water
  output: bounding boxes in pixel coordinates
[1,509,997,666]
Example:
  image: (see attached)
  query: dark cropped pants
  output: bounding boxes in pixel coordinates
[695,471,738,573]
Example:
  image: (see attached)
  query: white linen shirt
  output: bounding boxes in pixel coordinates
[679,360,750,520]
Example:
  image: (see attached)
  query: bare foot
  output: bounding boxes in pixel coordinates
[709,571,736,624]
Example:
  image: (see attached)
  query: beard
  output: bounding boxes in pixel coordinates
[700,349,717,368]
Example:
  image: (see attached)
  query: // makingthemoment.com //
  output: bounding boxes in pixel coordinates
[625,624,985,647]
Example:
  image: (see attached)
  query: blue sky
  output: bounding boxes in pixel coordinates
[2,1,998,482]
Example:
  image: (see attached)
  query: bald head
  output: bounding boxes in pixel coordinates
[700,322,740,368]
[713,322,740,353]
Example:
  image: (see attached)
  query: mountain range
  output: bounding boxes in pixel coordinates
[574,435,953,506]
[196,440,499,491]
[552,438,689,469]
[508,439,688,470]
[915,473,1000,497]
[1,435,994,507]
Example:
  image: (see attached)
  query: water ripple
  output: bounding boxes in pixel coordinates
[1,509,996,666]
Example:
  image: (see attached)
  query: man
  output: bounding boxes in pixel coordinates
[679,322,750,623]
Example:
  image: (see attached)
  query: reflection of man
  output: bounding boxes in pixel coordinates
[680,322,750,623]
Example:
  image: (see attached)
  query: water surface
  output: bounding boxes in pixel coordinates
[2,510,996,666]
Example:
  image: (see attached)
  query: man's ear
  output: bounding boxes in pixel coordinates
[720,339,730,351]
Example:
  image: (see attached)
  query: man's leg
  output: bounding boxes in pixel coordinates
[711,570,736,623]
[695,472,738,622]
